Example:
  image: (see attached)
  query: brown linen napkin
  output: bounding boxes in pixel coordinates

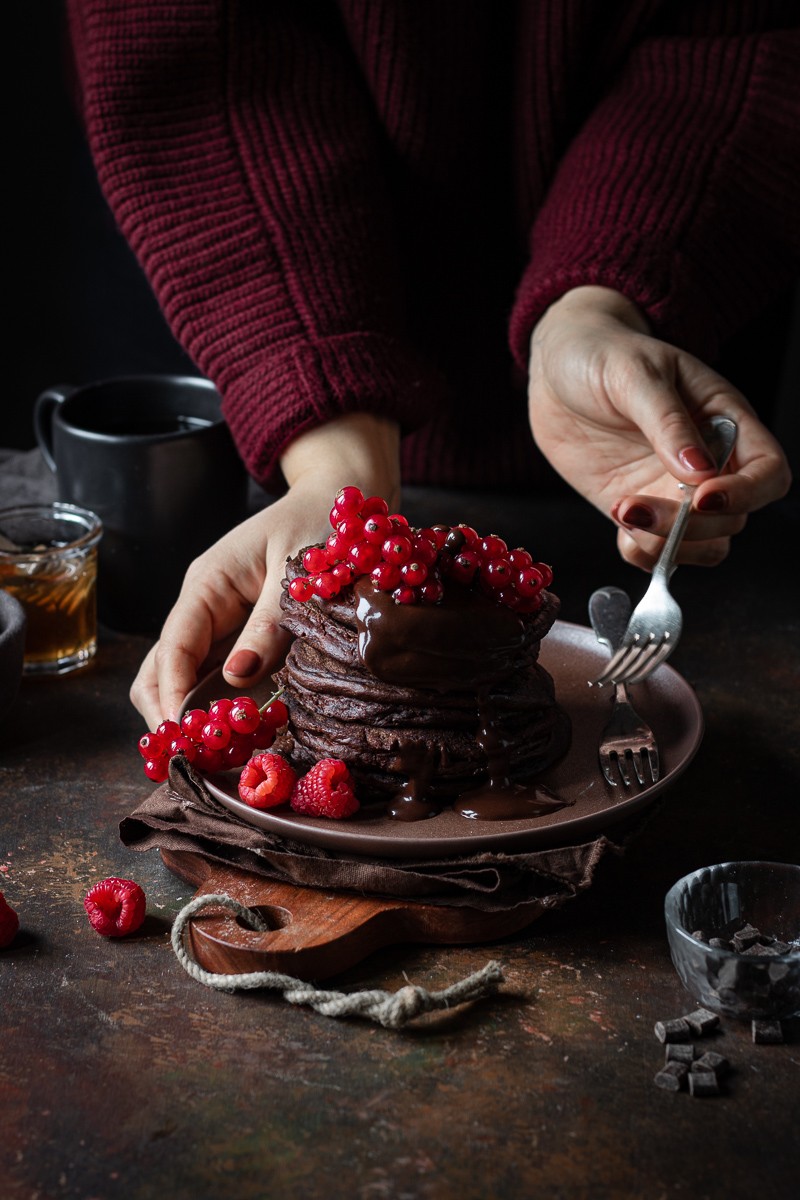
[120,757,633,914]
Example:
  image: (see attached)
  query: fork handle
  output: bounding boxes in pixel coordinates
[652,493,694,582]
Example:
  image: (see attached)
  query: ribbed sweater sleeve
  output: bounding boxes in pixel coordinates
[509,3,800,368]
[66,0,446,489]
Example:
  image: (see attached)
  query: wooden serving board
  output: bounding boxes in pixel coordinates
[162,848,547,981]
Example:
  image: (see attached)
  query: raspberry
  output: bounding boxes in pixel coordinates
[0,892,20,948]
[84,878,146,938]
[239,752,298,808]
[290,759,360,819]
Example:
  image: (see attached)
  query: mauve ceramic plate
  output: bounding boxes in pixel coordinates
[186,621,703,860]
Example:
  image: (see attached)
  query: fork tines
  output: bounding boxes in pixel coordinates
[592,635,674,687]
[600,743,660,788]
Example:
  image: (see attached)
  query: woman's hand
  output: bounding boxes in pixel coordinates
[130,412,401,728]
[528,286,792,571]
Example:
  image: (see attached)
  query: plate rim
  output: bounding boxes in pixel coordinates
[187,619,704,859]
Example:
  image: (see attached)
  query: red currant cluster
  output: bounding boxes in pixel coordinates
[287,485,553,613]
[137,694,289,782]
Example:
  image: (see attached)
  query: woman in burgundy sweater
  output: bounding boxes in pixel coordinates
[66,1,796,727]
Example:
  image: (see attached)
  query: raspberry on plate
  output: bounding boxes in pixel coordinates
[0,891,19,948]
[84,878,147,938]
[238,752,298,808]
[290,758,360,820]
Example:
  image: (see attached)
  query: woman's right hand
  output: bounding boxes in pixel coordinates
[129,412,401,730]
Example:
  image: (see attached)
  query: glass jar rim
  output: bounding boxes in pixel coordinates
[0,502,103,558]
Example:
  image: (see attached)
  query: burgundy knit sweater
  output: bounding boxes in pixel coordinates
[66,1,800,492]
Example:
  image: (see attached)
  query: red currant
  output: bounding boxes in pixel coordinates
[138,732,165,760]
[144,757,169,783]
[289,576,314,602]
[156,719,181,743]
[387,513,409,528]
[263,697,289,726]
[347,540,382,573]
[533,561,554,588]
[334,485,365,517]
[516,565,545,597]
[362,513,392,545]
[448,550,480,585]
[381,534,413,565]
[223,731,257,769]
[359,495,389,519]
[302,545,329,574]
[483,557,513,589]
[371,561,402,591]
[169,734,199,763]
[194,744,225,773]
[452,524,480,548]
[338,516,367,549]
[392,584,419,605]
[312,571,340,600]
[508,547,533,570]
[325,532,345,562]
[330,562,354,588]
[181,708,208,740]
[428,525,451,549]
[208,697,233,722]
[412,533,438,565]
[201,719,231,750]
[401,560,428,587]
[229,697,261,735]
[419,577,444,604]
[479,534,508,561]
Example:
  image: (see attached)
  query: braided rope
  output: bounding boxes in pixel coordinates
[171,893,504,1029]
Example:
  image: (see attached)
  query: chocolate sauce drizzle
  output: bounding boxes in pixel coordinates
[353,578,570,822]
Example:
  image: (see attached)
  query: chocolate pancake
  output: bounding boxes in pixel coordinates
[275,549,571,820]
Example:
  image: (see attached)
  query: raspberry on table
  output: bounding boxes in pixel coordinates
[0,891,20,948]
[290,758,360,819]
[84,878,147,938]
[238,752,298,808]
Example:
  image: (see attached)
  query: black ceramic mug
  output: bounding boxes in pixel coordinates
[34,375,249,634]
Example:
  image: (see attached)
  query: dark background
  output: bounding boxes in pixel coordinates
[6,1,799,476]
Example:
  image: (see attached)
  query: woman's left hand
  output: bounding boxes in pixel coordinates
[527,286,792,571]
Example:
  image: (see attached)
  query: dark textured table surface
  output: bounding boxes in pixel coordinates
[2,480,798,1200]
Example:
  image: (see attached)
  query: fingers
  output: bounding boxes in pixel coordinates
[221,555,292,693]
[613,347,792,505]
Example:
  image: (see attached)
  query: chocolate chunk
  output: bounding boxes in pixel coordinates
[654,1061,689,1092]
[688,1070,721,1096]
[665,1043,697,1064]
[693,1051,730,1079]
[742,943,782,957]
[708,937,730,949]
[732,923,763,951]
[691,930,708,942]
[683,1008,720,1036]
[654,1017,691,1043]
[752,1019,784,1044]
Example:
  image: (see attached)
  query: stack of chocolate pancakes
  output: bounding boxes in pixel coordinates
[274,549,572,822]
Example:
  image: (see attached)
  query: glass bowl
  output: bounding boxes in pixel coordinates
[664,861,800,1021]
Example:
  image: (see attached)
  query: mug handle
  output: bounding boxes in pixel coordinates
[34,385,77,472]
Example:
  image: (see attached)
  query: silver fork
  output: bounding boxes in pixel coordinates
[592,416,738,687]
[590,586,660,787]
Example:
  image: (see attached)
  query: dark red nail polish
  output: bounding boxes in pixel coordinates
[696,490,727,512]
[620,503,656,530]
[679,446,715,472]
[225,649,261,678]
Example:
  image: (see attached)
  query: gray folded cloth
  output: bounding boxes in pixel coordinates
[0,449,57,508]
